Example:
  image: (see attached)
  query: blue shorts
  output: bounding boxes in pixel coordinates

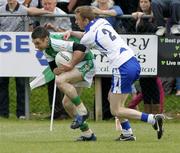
[111,57,140,94]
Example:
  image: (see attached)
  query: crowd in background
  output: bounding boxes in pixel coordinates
[0,0,179,120]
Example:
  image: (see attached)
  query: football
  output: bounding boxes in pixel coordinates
[55,51,72,67]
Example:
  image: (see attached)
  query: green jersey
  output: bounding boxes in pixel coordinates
[44,34,94,62]
[43,34,96,87]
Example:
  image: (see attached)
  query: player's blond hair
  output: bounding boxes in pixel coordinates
[75,6,96,21]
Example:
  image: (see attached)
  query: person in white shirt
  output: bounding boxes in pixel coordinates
[63,5,165,141]
[40,0,71,32]
[0,0,6,6]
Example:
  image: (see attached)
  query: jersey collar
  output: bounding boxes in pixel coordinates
[84,18,98,33]
[6,3,20,12]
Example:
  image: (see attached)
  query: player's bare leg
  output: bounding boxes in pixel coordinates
[62,89,96,141]
[56,68,89,129]
[108,92,164,140]
[108,92,136,141]
[62,95,77,118]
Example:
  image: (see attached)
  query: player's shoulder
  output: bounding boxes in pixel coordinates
[96,18,109,25]
[91,18,110,31]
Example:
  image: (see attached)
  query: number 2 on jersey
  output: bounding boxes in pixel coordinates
[102,28,117,41]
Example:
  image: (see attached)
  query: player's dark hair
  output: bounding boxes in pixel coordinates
[31,26,50,39]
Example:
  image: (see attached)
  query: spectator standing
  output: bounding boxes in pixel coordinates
[0,0,51,119]
[129,0,164,114]
[151,0,180,36]
[131,0,156,33]
[40,0,71,32]
[37,0,72,119]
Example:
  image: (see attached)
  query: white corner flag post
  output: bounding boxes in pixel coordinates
[29,66,56,131]
[50,77,57,131]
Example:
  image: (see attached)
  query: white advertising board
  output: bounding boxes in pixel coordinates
[93,34,158,76]
[0,32,48,77]
[0,33,157,77]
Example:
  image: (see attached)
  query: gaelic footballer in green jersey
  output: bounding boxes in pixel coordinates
[32,26,96,141]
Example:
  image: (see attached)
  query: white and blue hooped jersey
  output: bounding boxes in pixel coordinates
[81,18,134,68]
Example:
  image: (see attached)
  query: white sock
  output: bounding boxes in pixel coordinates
[122,129,133,137]
[147,114,155,125]
[82,129,93,137]
[121,120,133,136]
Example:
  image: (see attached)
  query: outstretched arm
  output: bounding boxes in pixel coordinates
[92,7,117,16]
[92,5,123,17]
[26,7,52,16]
[64,30,84,40]
[68,0,78,12]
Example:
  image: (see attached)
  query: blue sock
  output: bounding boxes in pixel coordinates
[121,120,131,130]
[141,112,149,122]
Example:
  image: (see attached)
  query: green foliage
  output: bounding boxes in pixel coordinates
[29,85,49,113]
[9,78,49,116]
[8,78,180,118]
[164,95,180,113]
[80,84,95,111]
[9,78,95,117]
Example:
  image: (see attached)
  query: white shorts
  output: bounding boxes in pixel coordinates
[74,59,96,88]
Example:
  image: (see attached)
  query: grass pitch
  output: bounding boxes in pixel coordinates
[0,118,179,153]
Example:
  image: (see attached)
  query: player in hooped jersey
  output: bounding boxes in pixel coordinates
[31,26,96,141]
[64,6,165,141]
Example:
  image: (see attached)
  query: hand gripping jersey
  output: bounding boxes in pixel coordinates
[81,18,135,68]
